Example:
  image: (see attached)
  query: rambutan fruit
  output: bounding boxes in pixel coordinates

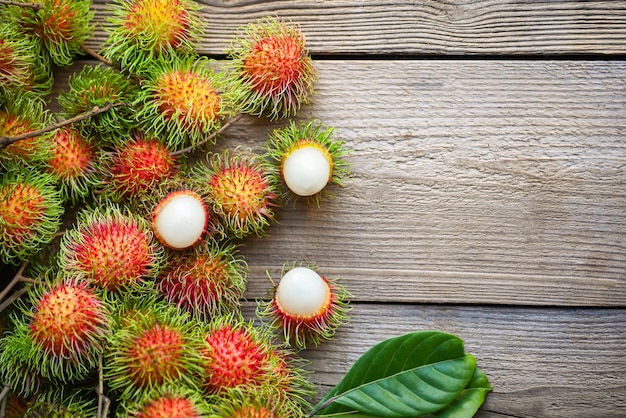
[0,92,52,169]
[156,241,247,320]
[117,384,212,418]
[0,332,47,396]
[151,189,212,250]
[209,387,302,418]
[2,0,94,67]
[57,64,140,142]
[47,126,101,205]
[227,18,316,120]
[102,0,203,75]
[58,205,164,292]
[24,388,97,418]
[0,169,64,265]
[200,314,314,412]
[100,134,178,204]
[192,149,279,238]
[258,263,351,350]
[105,300,205,401]
[135,53,233,151]
[265,120,349,205]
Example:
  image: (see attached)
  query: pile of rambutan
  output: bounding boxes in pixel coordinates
[0,1,351,416]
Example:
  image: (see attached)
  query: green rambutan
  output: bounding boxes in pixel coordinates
[0,332,47,396]
[0,169,64,265]
[47,126,101,205]
[135,53,233,151]
[57,64,140,142]
[102,0,203,75]
[265,119,349,205]
[258,263,351,350]
[100,133,178,203]
[117,384,212,418]
[24,388,97,418]
[2,0,94,67]
[156,241,247,320]
[192,149,279,238]
[105,300,205,401]
[58,205,164,292]
[227,18,317,120]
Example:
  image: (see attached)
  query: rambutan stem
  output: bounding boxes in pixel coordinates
[0,262,27,303]
[81,44,114,67]
[170,113,244,156]
[0,287,27,313]
[0,386,9,418]
[0,102,131,150]
[97,354,111,418]
[0,0,42,10]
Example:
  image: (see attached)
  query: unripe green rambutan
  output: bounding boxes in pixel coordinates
[47,126,101,205]
[117,384,212,418]
[192,149,279,238]
[157,241,247,320]
[258,263,351,350]
[58,205,164,292]
[57,64,140,142]
[0,92,52,169]
[135,54,233,151]
[2,0,94,67]
[100,134,178,204]
[0,169,64,265]
[25,388,97,418]
[0,335,47,396]
[102,0,203,75]
[265,120,350,205]
[227,18,317,120]
[105,300,206,401]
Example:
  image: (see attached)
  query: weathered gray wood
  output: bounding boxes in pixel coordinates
[87,0,626,56]
[242,302,626,418]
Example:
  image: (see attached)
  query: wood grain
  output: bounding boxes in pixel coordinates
[87,0,626,56]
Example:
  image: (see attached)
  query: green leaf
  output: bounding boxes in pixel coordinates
[313,331,471,416]
[429,366,492,418]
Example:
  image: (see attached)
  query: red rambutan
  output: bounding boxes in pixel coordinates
[118,384,211,418]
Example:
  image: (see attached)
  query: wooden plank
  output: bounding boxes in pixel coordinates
[242,302,626,418]
[87,0,626,56]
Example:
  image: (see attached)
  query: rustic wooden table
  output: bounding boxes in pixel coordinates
[79,1,626,416]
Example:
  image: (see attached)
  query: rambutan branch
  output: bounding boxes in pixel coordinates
[0,0,42,10]
[170,113,244,156]
[0,287,27,313]
[80,44,114,67]
[0,262,27,303]
[0,102,130,150]
[97,354,111,418]
[0,386,9,418]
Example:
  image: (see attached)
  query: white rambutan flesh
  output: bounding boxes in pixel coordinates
[276,266,330,317]
[153,191,207,249]
[282,146,331,196]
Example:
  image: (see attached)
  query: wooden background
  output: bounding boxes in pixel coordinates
[80,1,626,416]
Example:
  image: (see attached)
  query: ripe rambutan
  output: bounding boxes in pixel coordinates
[102,0,203,75]
[136,54,233,151]
[200,314,314,412]
[209,387,301,418]
[47,126,101,205]
[105,300,205,401]
[193,149,279,238]
[57,64,140,142]
[258,263,351,349]
[151,189,214,250]
[101,134,177,203]
[227,18,317,120]
[157,241,247,320]
[0,169,64,265]
[265,120,349,205]
[2,0,94,67]
[118,384,212,418]
[58,205,164,291]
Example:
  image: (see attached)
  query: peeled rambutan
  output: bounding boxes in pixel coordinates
[105,300,205,401]
[57,64,140,142]
[101,134,177,203]
[118,384,211,418]
[58,205,164,291]
[2,0,94,67]
[258,263,351,349]
[193,149,279,238]
[157,241,247,320]
[102,0,203,75]
[265,119,349,205]
[47,126,100,205]
[0,169,64,265]
[227,18,316,120]
[136,54,233,151]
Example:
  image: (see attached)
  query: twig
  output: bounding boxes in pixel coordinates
[0,262,27,302]
[0,0,42,10]
[170,113,243,156]
[0,287,27,313]
[0,102,130,150]
[81,44,113,67]
[0,385,10,418]
[96,354,111,418]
